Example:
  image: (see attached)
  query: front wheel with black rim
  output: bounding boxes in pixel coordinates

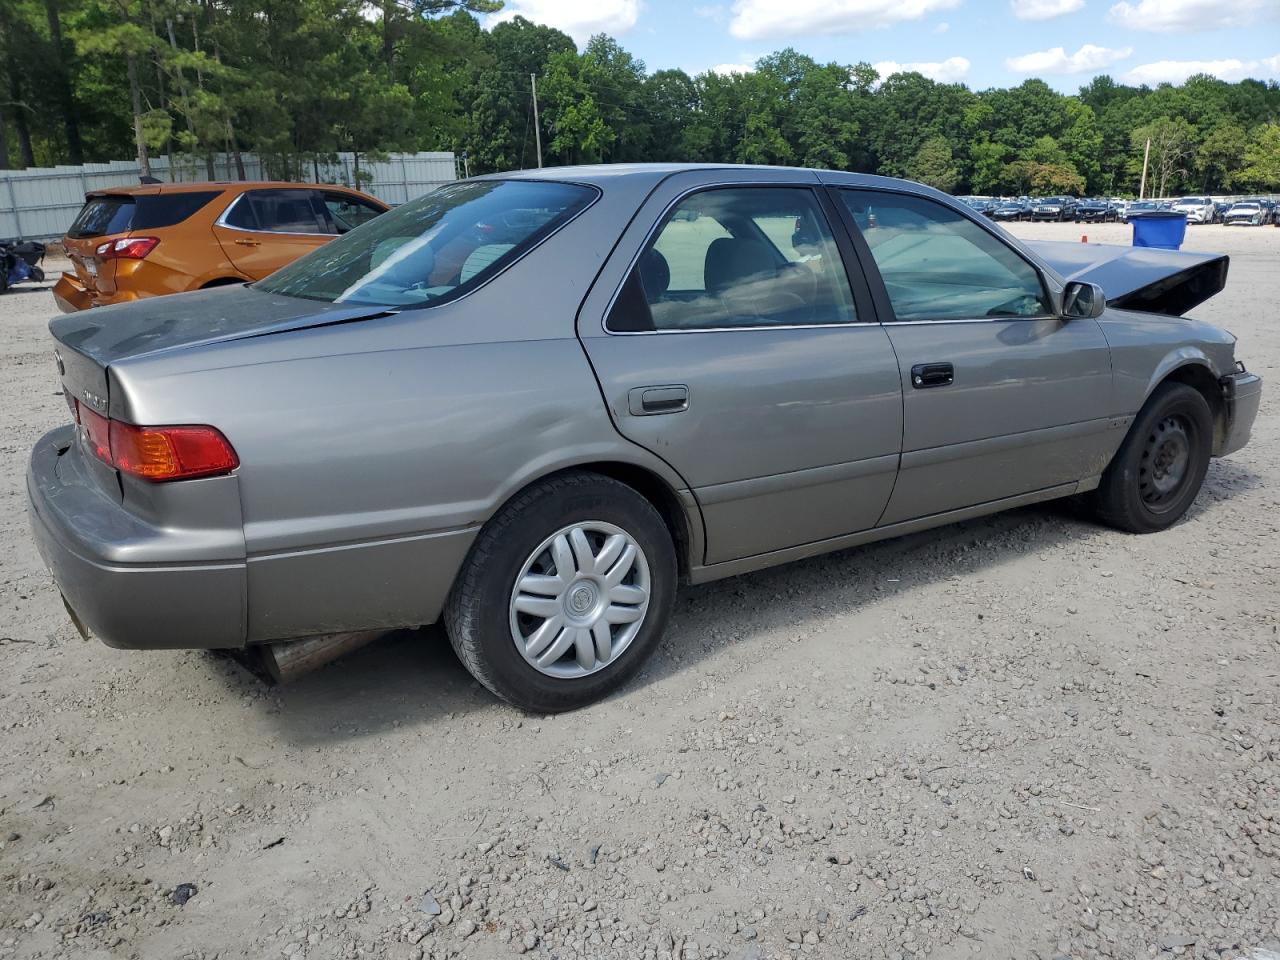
[1089,382,1213,533]
[444,472,677,713]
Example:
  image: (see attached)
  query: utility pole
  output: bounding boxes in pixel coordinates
[531,73,543,169]
[1139,137,1150,200]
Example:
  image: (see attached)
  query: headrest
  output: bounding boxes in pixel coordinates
[704,237,775,295]
[638,247,670,301]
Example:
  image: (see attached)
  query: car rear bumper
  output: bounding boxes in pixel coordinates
[1218,369,1261,458]
[26,426,247,649]
[52,272,93,313]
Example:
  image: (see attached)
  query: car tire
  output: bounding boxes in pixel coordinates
[1089,382,1213,534]
[444,471,677,713]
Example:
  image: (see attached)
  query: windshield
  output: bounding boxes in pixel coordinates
[256,179,596,307]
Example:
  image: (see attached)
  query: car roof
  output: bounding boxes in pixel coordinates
[485,162,934,194]
[88,180,373,198]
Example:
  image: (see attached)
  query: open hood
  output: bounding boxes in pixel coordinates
[1026,240,1228,316]
[50,284,394,368]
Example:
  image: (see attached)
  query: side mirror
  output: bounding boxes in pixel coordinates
[1062,281,1106,319]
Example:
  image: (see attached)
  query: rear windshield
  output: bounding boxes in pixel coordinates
[66,191,222,238]
[255,179,596,308]
[67,197,135,238]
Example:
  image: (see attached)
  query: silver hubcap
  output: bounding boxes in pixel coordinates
[509,521,650,679]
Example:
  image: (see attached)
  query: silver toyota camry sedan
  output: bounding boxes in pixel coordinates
[28,164,1261,712]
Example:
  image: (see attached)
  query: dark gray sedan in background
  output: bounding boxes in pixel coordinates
[28,164,1261,712]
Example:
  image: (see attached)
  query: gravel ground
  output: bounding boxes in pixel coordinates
[1,221,1277,960]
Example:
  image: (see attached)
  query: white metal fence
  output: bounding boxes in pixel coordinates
[1,151,458,240]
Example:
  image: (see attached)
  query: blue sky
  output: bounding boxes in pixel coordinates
[488,0,1280,92]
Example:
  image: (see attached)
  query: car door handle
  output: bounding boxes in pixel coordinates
[910,362,954,389]
[233,238,261,247]
[628,385,689,416]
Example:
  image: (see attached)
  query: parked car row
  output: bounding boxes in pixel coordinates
[960,194,1279,227]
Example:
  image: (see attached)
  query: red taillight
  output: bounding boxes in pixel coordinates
[78,403,112,465]
[72,398,237,482]
[110,422,238,481]
[94,236,159,260]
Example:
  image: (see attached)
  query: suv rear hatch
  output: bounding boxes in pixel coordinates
[63,188,225,302]
[63,193,138,299]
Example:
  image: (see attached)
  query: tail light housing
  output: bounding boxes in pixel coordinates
[94,236,160,260]
[71,399,238,482]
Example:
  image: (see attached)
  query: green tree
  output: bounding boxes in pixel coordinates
[1232,123,1280,190]
[1131,116,1195,198]
[903,135,959,191]
[1196,121,1247,192]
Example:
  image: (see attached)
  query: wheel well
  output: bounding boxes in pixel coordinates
[1160,363,1226,449]
[199,276,246,289]
[550,462,695,580]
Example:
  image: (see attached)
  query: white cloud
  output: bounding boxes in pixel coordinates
[1107,0,1272,32]
[873,56,971,83]
[729,0,961,39]
[491,0,640,43]
[933,20,951,32]
[1123,55,1280,84]
[709,62,754,75]
[1006,43,1132,74]
[1010,0,1085,19]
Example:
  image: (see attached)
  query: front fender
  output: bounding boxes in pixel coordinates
[1098,309,1236,416]
[1142,348,1223,402]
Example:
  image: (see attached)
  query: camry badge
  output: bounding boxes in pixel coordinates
[80,388,108,414]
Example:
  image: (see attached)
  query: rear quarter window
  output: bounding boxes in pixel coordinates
[133,191,223,229]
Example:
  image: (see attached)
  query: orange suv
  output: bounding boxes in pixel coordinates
[54,181,389,312]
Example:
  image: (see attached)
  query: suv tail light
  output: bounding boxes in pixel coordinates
[94,236,160,260]
[72,399,238,482]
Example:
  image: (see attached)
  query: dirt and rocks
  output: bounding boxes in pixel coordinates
[0,221,1277,960]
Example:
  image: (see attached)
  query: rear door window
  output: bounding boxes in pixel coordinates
[224,189,328,234]
[608,186,858,332]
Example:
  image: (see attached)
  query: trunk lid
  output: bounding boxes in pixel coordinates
[1026,240,1228,316]
[49,283,394,370]
[50,284,392,497]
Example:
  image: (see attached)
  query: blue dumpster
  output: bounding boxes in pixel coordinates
[1130,211,1187,250]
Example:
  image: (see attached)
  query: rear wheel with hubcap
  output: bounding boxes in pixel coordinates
[445,472,676,712]
[1090,382,1213,533]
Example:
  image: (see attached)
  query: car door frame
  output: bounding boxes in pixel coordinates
[574,167,906,569]
[816,176,1122,523]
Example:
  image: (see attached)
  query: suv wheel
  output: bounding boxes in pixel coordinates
[445,472,677,712]
[1089,382,1213,533]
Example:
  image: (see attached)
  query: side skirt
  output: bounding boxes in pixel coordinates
[688,480,1083,585]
